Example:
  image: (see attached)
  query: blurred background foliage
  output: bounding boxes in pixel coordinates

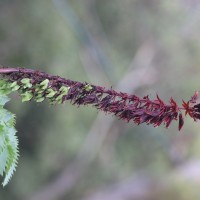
[1,0,200,199]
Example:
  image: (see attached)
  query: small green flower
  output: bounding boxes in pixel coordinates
[11,85,20,91]
[20,78,30,84]
[35,93,45,102]
[55,94,64,104]
[10,82,20,91]
[59,86,70,95]
[53,86,70,104]
[10,81,17,88]
[35,97,45,103]
[37,89,45,94]
[83,84,93,92]
[21,91,33,102]
[39,79,49,90]
[34,85,41,92]
[46,88,56,98]
[21,78,32,89]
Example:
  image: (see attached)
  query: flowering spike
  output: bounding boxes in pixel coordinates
[0,67,200,131]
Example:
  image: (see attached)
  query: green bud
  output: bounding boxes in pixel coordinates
[39,79,49,90]
[21,78,31,84]
[27,83,32,88]
[10,81,17,88]
[21,78,32,88]
[59,86,70,95]
[35,93,45,102]
[21,91,33,102]
[51,86,70,104]
[37,89,45,94]
[35,93,43,98]
[84,84,93,92]
[55,94,64,104]
[46,88,56,98]
[11,85,20,91]
[35,97,45,103]
[9,81,20,91]
[35,85,40,92]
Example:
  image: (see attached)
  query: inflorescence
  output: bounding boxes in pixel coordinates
[0,67,200,131]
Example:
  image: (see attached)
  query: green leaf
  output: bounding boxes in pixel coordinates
[2,127,19,187]
[0,148,8,176]
[0,89,19,186]
[0,109,15,125]
[0,94,10,106]
[0,80,12,95]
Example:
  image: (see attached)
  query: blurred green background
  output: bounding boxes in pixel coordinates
[1,0,200,199]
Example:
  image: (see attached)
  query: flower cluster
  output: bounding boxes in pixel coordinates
[0,67,200,131]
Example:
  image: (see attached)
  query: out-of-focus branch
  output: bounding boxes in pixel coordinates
[78,0,114,85]
[52,0,115,83]
[26,42,156,200]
